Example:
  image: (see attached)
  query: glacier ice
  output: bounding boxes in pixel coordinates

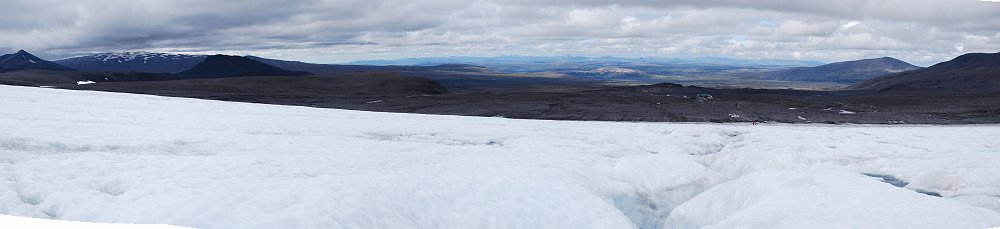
[0,85,998,228]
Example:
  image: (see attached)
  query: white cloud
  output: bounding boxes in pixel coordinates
[840,21,862,30]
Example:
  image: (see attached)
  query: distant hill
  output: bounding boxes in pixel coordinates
[246,56,369,74]
[56,52,206,73]
[755,57,920,83]
[349,56,824,76]
[349,56,823,68]
[848,52,1000,94]
[246,56,493,75]
[0,50,75,72]
[175,55,309,79]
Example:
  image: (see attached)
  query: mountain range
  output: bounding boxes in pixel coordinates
[849,52,1000,94]
[56,51,205,73]
[0,51,308,86]
[350,55,824,68]
[48,52,890,83]
[3,49,998,95]
[52,52,488,76]
[349,55,824,76]
[751,57,921,83]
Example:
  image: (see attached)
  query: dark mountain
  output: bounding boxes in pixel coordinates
[56,52,206,73]
[848,52,1000,94]
[246,56,331,72]
[0,50,75,72]
[245,56,386,74]
[175,55,310,79]
[755,57,920,83]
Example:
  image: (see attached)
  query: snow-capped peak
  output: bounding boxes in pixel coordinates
[53,51,208,73]
[59,51,205,63]
[90,51,202,62]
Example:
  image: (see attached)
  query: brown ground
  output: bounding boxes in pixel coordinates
[0,68,996,124]
[15,71,988,125]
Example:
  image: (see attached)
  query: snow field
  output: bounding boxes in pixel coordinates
[1,85,999,228]
[0,214,190,229]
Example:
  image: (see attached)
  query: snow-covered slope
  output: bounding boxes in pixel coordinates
[55,52,206,73]
[1,85,999,229]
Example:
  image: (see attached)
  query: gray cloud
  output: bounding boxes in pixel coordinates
[1,0,998,65]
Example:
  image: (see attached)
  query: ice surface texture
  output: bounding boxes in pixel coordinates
[1,85,999,228]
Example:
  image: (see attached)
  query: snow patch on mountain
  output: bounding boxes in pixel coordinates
[83,52,204,63]
[585,67,644,74]
[55,52,208,73]
[570,67,653,78]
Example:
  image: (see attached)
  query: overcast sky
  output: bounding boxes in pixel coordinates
[2,0,999,65]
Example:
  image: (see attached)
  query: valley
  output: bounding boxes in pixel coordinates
[1,50,997,124]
